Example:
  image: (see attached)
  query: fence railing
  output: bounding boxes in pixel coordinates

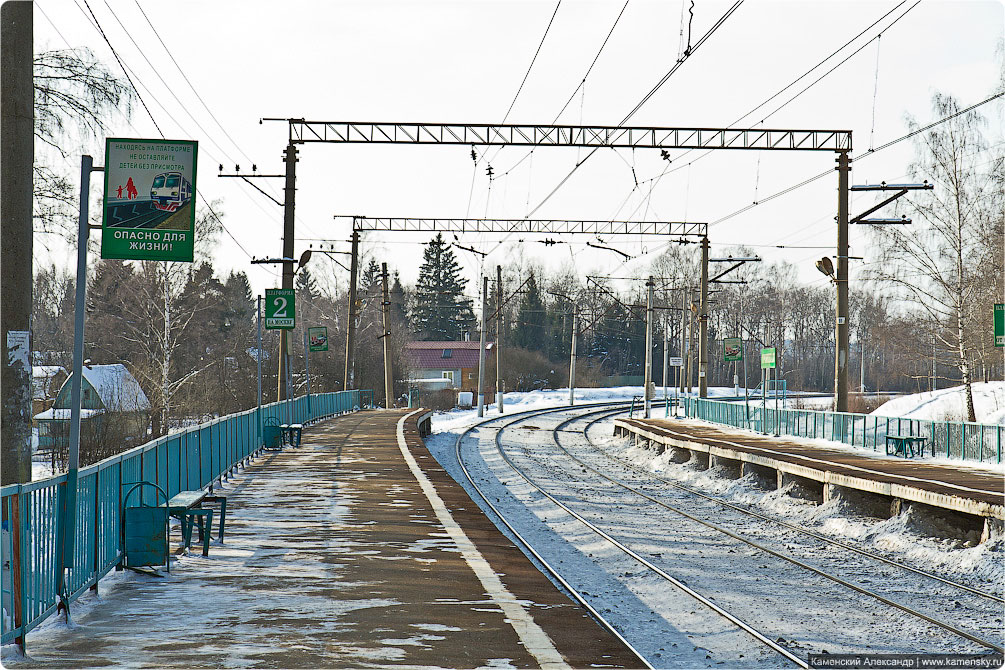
[1,389,372,649]
[682,396,1003,464]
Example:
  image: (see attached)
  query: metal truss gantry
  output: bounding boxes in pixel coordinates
[259,117,855,409]
[277,119,852,152]
[340,215,707,238]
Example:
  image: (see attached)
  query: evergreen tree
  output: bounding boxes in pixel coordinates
[412,234,475,340]
[514,271,546,351]
[295,267,320,303]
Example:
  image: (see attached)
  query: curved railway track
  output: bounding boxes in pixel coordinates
[451,402,1004,668]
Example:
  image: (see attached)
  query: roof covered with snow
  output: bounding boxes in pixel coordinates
[48,364,152,414]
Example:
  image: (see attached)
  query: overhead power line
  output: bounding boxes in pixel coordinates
[523,0,745,218]
[501,1,562,125]
[710,90,1005,227]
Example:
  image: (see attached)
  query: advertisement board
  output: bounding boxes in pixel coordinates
[723,337,743,362]
[308,326,329,351]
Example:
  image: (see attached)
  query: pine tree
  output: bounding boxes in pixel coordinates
[412,234,475,340]
[295,267,320,303]
[514,271,546,351]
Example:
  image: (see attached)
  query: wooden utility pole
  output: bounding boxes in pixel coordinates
[380,262,393,407]
[476,275,488,417]
[496,265,503,413]
[277,142,297,401]
[344,229,360,390]
[1,1,33,484]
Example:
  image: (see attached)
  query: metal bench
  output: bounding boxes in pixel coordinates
[167,490,227,556]
[280,423,303,447]
[885,434,929,458]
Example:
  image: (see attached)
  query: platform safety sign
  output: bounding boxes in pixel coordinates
[101,138,198,262]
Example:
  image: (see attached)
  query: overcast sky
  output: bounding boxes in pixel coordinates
[34,0,1004,301]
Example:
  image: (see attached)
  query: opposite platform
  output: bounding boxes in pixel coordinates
[11,409,641,669]
[615,417,1004,532]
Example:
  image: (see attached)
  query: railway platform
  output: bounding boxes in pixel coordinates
[614,417,1004,540]
[9,409,640,669]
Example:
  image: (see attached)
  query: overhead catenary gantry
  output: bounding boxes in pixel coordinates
[262,118,854,408]
[342,215,706,238]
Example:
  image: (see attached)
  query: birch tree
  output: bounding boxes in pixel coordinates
[868,93,1004,422]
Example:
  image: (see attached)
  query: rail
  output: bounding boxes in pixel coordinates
[682,396,1003,464]
[0,389,373,650]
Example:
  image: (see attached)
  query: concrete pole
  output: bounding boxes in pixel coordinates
[569,304,578,407]
[257,296,263,441]
[344,229,360,390]
[62,155,95,574]
[381,262,394,408]
[1,1,33,485]
[662,316,668,397]
[477,275,488,417]
[835,150,850,412]
[303,328,311,417]
[644,277,654,418]
[680,288,687,394]
[496,265,504,413]
[278,142,298,401]
[698,235,709,398]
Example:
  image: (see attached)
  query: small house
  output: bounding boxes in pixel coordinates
[405,341,494,396]
[34,363,151,452]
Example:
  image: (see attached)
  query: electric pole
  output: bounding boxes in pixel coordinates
[680,288,687,394]
[569,304,578,407]
[698,236,709,398]
[277,142,297,402]
[1,1,33,484]
[835,151,850,412]
[496,265,503,414]
[344,228,360,390]
[644,276,654,418]
[381,262,394,408]
[477,275,488,417]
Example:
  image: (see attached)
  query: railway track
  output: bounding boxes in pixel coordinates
[451,402,1003,668]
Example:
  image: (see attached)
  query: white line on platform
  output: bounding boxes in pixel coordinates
[396,410,570,669]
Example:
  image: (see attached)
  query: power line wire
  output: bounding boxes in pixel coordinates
[501,1,562,125]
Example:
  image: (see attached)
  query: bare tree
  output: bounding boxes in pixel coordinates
[32,48,133,237]
[868,93,1004,422]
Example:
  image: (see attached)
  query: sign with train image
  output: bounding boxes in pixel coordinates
[101,138,198,262]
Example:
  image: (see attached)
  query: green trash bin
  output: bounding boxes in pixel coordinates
[121,482,169,571]
[263,416,282,449]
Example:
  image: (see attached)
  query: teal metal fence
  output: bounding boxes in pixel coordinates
[1,389,371,649]
[682,396,1003,464]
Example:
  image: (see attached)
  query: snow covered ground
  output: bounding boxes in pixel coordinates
[424,386,1004,665]
[871,381,1005,425]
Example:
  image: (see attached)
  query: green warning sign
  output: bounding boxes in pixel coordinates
[101,138,198,262]
[760,347,776,369]
[723,337,743,362]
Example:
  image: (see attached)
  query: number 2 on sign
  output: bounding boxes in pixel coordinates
[273,296,288,317]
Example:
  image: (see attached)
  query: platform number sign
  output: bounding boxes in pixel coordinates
[995,303,1004,347]
[265,289,295,329]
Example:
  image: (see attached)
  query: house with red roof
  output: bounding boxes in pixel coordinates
[405,340,494,396]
